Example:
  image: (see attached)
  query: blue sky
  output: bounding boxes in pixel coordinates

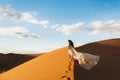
[0,0,120,53]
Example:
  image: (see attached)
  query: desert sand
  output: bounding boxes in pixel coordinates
[74,39,120,80]
[0,53,38,73]
[0,47,74,80]
[0,38,120,80]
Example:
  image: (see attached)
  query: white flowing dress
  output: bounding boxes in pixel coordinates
[68,47,100,70]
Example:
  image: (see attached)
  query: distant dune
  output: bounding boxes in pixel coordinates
[0,38,120,80]
[0,53,40,73]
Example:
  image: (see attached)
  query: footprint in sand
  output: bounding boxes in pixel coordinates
[61,75,71,80]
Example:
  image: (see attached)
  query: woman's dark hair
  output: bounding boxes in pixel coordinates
[68,40,74,48]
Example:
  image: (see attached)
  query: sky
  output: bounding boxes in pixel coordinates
[0,0,120,53]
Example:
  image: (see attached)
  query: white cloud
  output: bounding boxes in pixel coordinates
[87,20,120,35]
[56,22,84,35]
[51,24,60,29]
[20,12,49,28]
[0,6,49,28]
[0,6,20,20]
[0,27,40,39]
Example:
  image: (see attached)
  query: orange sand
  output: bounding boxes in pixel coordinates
[98,39,120,47]
[0,47,74,80]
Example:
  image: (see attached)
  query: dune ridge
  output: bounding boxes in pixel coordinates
[0,47,74,80]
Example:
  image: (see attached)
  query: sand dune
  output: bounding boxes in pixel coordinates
[0,38,120,80]
[0,53,39,73]
[75,39,120,80]
[26,53,43,57]
[0,47,74,80]
[98,38,120,47]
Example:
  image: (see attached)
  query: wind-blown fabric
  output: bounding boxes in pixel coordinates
[68,47,100,70]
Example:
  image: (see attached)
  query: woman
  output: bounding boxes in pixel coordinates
[68,40,100,70]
